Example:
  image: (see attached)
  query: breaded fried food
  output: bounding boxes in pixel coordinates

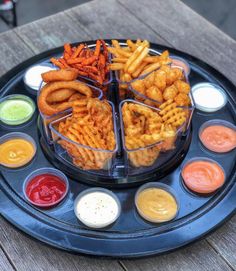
[41,68,78,83]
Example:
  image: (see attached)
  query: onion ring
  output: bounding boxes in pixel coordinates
[46,89,75,103]
[68,93,85,102]
[41,68,78,83]
[38,81,92,116]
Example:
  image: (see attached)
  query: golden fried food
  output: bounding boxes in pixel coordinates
[146,86,163,103]
[46,89,75,103]
[108,40,171,85]
[122,102,179,167]
[38,81,93,116]
[163,85,178,100]
[174,93,191,107]
[56,98,116,170]
[159,99,187,127]
[130,65,191,107]
[41,68,78,83]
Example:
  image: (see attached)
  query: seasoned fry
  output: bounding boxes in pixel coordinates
[56,98,116,170]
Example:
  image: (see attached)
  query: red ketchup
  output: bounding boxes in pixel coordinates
[26,174,67,207]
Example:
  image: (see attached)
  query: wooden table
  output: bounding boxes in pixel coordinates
[0,0,235,270]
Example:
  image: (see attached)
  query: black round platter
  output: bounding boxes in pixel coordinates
[0,40,235,258]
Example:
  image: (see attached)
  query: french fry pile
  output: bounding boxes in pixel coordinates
[50,40,109,84]
[57,98,116,170]
[130,65,191,107]
[122,102,179,167]
[108,39,172,84]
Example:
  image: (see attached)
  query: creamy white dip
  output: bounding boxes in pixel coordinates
[24,65,55,90]
[74,191,120,228]
[193,84,226,112]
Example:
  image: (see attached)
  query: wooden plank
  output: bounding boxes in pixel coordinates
[208,215,236,269]
[0,31,33,76]
[0,246,15,271]
[65,0,169,45]
[0,217,124,271]
[120,239,233,271]
[14,11,91,54]
[118,0,236,85]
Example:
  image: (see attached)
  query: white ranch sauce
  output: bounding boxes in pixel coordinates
[75,191,119,228]
[193,86,225,110]
[24,65,55,90]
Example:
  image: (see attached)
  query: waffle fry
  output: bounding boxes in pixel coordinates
[159,99,187,127]
[57,98,116,170]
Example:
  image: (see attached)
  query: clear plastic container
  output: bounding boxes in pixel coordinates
[128,66,195,132]
[38,81,103,143]
[113,42,162,100]
[49,101,118,176]
[170,56,190,77]
[199,119,236,153]
[74,187,121,228]
[23,62,56,95]
[0,94,35,126]
[135,182,179,223]
[23,167,69,208]
[119,100,186,175]
[0,132,37,168]
[181,157,226,194]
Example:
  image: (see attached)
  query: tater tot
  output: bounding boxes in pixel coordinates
[143,72,155,89]
[174,80,190,94]
[174,93,191,106]
[131,80,146,95]
[163,84,178,100]
[146,86,163,103]
[154,70,166,91]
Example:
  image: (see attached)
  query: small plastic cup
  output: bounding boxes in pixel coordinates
[23,167,69,208]
[74,187,121,228]
[192,83,227,112]
[181,157,226,194]
[23,63,56,95]
[199,119,236,153]
[0,94,35,126]
[135,182,180,223]
[0,132,37,168]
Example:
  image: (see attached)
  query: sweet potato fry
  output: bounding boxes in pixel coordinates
[71,44,85,58]
[67,57,84,64]
[50,57,65,69]
[94,40,101,57]
[64,43,72,56]
[82,55,97,65]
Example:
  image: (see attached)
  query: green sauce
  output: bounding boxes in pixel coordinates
[0,99,34,125]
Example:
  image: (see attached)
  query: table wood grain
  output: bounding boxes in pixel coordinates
[0,0,235,270]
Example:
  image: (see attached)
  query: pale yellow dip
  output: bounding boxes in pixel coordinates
[136,188,178,222]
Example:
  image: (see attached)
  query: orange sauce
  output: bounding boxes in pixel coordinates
[0,138,35,168]
[182,160,225,194]
[200,125,236,153]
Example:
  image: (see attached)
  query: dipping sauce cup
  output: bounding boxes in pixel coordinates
[0,132,36,168]
[135,182,179,223]
[0,94,35,126]
[181,157,225,194]
[74,188,121,229]
[199,119,236,153]
[23,168,69,208]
